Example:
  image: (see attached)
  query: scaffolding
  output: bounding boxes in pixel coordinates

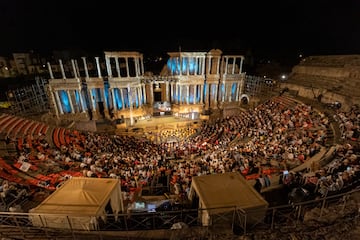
[6,77,49,117]
[244,75,275,97]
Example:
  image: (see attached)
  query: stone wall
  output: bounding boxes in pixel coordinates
[282,55,360,111]
[298,55,360,67]
[74,120,97,132]
[292,65,350,78]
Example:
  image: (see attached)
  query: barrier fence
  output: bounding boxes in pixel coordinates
[0,187,359,240]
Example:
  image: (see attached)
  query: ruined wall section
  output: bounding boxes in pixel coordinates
[281,55,360,111]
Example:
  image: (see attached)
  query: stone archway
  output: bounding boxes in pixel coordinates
[240,94,250,105]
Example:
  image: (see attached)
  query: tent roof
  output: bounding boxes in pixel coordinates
[30,177,121,215]
[191,172,268,210]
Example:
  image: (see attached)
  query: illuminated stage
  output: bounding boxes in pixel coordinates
[115,114,203,143]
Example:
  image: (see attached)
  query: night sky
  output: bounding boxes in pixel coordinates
[1,0,360,65]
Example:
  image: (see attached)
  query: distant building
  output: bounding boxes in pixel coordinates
[0,56,11,78]
[13,53,31,75]
[12,52,48,76]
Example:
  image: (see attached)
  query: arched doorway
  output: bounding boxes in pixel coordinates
[240,94,250,105]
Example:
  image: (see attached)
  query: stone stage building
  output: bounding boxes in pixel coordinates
[46,49,248,127]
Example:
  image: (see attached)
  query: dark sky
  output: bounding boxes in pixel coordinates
[1,0,360,64]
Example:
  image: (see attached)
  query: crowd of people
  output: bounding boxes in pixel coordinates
[1,96,359,213]
[285,104,360,203]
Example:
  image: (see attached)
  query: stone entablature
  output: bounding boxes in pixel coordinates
[48,78,81,90]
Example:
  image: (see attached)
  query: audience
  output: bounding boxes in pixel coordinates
[1,97,359,213]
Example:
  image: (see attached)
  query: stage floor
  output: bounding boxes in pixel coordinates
[114,116,202,136]
[134,116,197,128]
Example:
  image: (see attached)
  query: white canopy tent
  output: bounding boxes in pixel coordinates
[29,177,123,230]
[189,172,269,227]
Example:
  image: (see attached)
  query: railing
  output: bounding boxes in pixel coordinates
[0,187,359,239]
[257,187,360,232]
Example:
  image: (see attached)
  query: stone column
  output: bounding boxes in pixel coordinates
[149,83,154,105]
[51,90,59,118]
[112,88,117,111]
[78,88,86,112]
[82,57,89,78]
[232,57,236,74]
[138,86,142,107]
[214,84,218,104]
[207,57,211,75]
[218,84,222,103]
[224,57,228,75]
[186,85,189,104]
[125,58,130,77]
[224,84,228,102]
[178,57,182,75]
[200,85,203,104]
[239,78,244,96]
[71,60,77,78]
[101,88,109,116]
[201,57,205,75]
[195,57,202,75]
[240,56,244,73]
[218,83,226,102]
[75,59,81,78]
[210,84,214,106]
[165,81,169,102]
[115,57,121,77]
[170,82,174,103]
[138,86,143,106]
[47,62,54,79]
[67,90,74,113]
[228,84,232,103]
[186,57,190,75]
[180,85,183,104]
[95,57,102,78]
[142,84,146,104]
[178,85,182,104]
[238,83,243,101]
[229,83,232,102]
[204,83,209,109]
[105,57,112,77]
[171,82,177,104]
[140,56,145,76]
[59,59,66,79]
[128,84,134,126]
[234,83,239,102]
[134,87,139,108]
[55,91,64,114]
[120,88,125,109]
[216,57,220,74]
[88,89,96,111]
[193,85,197,104]
[194,57,198,75]
[135,58,139,77]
